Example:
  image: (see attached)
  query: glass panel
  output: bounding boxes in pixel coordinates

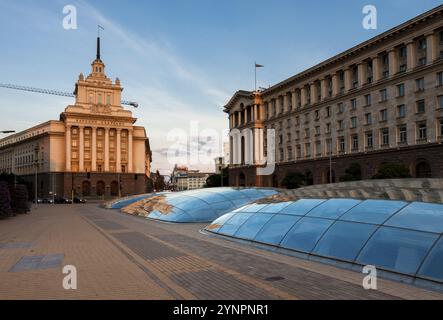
[357,227,438,274]
[254,214,302,245]
[279,199,326,216]
[234,214,274,240]
[239,189,264,199]
[340,200,407,225]
[385,202,443,233]
[193,192,228,204]
[259,202,292,213]
[280,217,334,253]
[307,199,361,219]
[174,198,211,212]
[418,237,443,281]
[231,198,251,207]
[313,221,377,261]
[218,213,254,236]
[206,213,236,233]
[209,201,236,216]
[242,203,268,213]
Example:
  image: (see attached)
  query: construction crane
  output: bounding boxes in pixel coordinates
[0,83,139,108]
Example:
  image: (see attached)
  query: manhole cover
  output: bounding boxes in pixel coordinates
[264,276,285,282]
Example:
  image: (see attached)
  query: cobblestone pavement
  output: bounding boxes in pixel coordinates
[0,204,442,300]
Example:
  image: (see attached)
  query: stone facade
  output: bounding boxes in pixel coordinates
[0,37,151,198]
[224,5,443,187]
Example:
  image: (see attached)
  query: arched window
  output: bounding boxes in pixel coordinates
[416,160,432,178]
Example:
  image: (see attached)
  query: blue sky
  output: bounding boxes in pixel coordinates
[0,0,442,173]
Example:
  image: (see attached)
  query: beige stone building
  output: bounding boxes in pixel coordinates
[0,37,151,198]
[225,5,443,187]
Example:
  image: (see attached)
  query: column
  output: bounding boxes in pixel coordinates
[357,63,366,86]
[65,125,71,171]
[344,68,352,92]
[320,78,328,100]
[389,49,398,76]
[332,73,339,96]
[373,56,381,82]
[426,32,438,63]
[283,94,289,113]
[91,127,97,172]
[128,129,133,173]
[104,127,110,172]
[243,108,247,125]
[310,83,317,104]
[300,87,307,106]
[116,128,121,173]
[229,135,234,165]
[79,126,84,172]
[406,41,416,71]
[292,89,298,108]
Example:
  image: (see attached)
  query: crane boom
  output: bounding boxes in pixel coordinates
[0,83,139,108]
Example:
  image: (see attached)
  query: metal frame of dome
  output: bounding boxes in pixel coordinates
[205,198,443,291]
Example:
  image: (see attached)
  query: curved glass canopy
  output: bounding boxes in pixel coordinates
[115,188,278,223]
[205,198,443,284]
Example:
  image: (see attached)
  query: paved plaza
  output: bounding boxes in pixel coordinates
[0,204,442,300]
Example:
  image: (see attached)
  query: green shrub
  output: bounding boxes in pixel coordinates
[373,163,411,179]
[0,181,12,218]
[340,163,362,182]
[9,184,30,214]
[281,171,306,189]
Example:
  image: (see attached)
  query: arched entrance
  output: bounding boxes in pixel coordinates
[110,181,119,196]
[416,160,432,178]
[82,181,91,197]
[238,172,246,187]
[96,181,105,196]
[305,170,314,186]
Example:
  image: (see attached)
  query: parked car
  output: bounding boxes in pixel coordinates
[54,197,72,204]
[33,198,44,204]
[73,197,87,204]
[42,198,54,204]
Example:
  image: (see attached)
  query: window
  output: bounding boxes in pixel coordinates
[338,120,344,130]
[304,128,310,138]
[438,72,443,87]
[418,38,427,50]
[364,113,372,125]
[399,46,407,59]
[416,100,425,113]
[398,125,407,144]
[418,57,427,66]
[418,122,427,140]
[338,137,345,152]
[98,94,103,104]
[397,84,405,97]
[326,123,331,134]
[305,143,311,158]
[351,117,357,129]
[106,95,111,105]
[337,103,344,113]
[380,109,388,122]
[365,94,372,106]
[315,141,322,156]
[380,89,388,102]
[315,110,320,120]
[381,128,389,146]
[366,132,373,148]
[352,135,359,151]
[439,96,443,109]
[440,119,443,138]
[351,99,357,110]
[440,31,443,43]
[397,105,406,118]
[315,126,321,135]
[326,106,331,117]
[416,78,425,91]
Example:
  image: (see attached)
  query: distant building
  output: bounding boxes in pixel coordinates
[215,157,224,174]
[0,37,152,198]
[171,165,211,190]
[224,5,443,187]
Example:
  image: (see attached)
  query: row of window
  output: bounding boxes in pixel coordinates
[277,120,443,162]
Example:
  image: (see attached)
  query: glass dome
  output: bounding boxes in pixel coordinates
[114,188,278,223]
[205,198,443,285]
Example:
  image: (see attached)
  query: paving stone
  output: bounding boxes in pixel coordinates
[10,254,64,272]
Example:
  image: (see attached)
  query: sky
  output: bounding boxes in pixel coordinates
[0,0,442,174]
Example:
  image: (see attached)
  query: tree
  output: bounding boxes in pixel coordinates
[340,162,362,182]
[0,181,12,218]
[373,163,411,179]
[153,170,166,191]
[205,174,221,188]
[281,171,306,189]
[9,184,30,214]
[146,177,154,193]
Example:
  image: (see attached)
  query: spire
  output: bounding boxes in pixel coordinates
[96,37,101,61]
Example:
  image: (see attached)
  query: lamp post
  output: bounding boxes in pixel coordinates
[34,144,39,207]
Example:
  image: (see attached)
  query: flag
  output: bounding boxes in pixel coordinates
[255,63,264,68]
